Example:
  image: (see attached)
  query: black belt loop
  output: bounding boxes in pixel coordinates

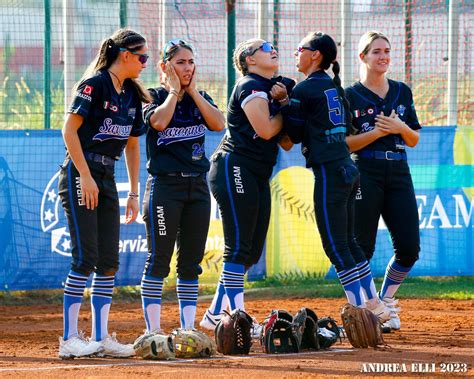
[357,150,407,161]
[84,151,117,166]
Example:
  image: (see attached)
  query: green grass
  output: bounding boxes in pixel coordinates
[1,276,472,306]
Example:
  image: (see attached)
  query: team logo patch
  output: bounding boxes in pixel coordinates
[354,109,367,118]
[83,85,93,95]
[128,108,136,118]
[103,101,119,112]
[40,171,72,257]
[361,122,374,133]
[397,104,406,117]
[367,107,374,115]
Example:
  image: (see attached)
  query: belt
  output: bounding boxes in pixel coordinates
[358,150,407,161]
[163,172,204,177]
[84,151,117,165]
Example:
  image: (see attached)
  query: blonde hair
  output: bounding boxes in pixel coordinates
[358,31,391,79]
[358,31,391,56]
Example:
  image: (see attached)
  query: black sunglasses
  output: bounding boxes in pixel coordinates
[119,47,149,64]
[297,45,317,53]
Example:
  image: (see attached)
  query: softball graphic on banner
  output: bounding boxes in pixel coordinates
[266,166,332,277]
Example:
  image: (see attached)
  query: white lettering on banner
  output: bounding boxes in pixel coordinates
[119,235,148,253]
[75,176,84,206]
[417,194,473,229]
[452,194,474,228]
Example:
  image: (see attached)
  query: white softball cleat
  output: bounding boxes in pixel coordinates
[199,310,222,331]
[97,332,135,358]
[381,297,401,331]
[365,298,392,323]
[58,332,103,359]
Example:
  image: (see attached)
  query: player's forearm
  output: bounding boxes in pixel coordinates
[400,126,420,147]
[149,95,178,131]
[346,130,383,152]
[124,138,140,193]
[189,91,225,131]
[62,126,91,177]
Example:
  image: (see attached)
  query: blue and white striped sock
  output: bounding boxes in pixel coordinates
[208,276,229,315]
[356,261,378,301]
[141,275,163,332]
[177,279,199,330]
[90,274,114,341]
[379,256,412,300]
[63,270,88,340]
[223,262,245,311]
[337,266,364,306]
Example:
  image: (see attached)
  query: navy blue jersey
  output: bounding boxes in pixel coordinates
[143,87,217,175]
[219,73,280,166]
[345,79,421,153]
[284,70,350,167]
[68,70,146,159]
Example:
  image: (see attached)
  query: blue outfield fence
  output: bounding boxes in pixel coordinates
[0,127,473,291]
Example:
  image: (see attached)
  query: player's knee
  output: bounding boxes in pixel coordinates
[73,266,94,277]
[96,268,118,276]
[396,250,419,268]
[177,265,202,281]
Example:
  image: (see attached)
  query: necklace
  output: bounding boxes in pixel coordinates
[108,70,124,94]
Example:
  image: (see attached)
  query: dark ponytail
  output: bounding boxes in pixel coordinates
[303,31,352,127]
[331,60,352,126]
[75,28,151,103]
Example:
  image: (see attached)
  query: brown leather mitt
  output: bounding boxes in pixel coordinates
[215,309,253,355]
[340,303,384,348]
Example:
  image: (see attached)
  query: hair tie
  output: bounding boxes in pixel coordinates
[107,39,115,50]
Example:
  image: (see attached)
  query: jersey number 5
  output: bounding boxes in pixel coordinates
[324,88,343,126]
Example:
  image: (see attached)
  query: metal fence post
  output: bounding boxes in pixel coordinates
[226,0,236,101]
[44,0,51,129]
[447,0,459,127]
[63,0,75,115]
[120,0,128,28]
[341,0,353,87]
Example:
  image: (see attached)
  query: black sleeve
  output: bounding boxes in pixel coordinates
[200,90,218,108]
[130,97,146,137]
[344,88,359,136]
[142,88,166,126]
[68,76,102,118]
[403,84,422,131]
[237,79,269,108]
[282,84,306,144]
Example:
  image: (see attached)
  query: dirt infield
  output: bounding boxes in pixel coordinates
[0,298,472,378]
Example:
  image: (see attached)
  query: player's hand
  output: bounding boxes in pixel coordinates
[125,197,139,224]
[80,174,99,210]
[375,109,407,135]
[269,82,288,102]
[165,62,181,93]
[185,67,197,94]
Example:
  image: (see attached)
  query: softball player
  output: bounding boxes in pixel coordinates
[58,28,150,359]
[345,31,421,332]
[284,32,391,321]
[138,39,224,336]
[200,39,291,330]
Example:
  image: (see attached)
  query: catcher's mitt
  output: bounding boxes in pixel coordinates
[340,303,385,348]
[296,307,320,350]
[133,332,175,360]
[215,309,253,355]
[172,329,216,358]
[317,317,340,349]
[261,310,299,354]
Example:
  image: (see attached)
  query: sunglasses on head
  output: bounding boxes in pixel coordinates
[248,41,275,56]
[163,38,194,61]
[119,47,149,64]
[297,45,317,53]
